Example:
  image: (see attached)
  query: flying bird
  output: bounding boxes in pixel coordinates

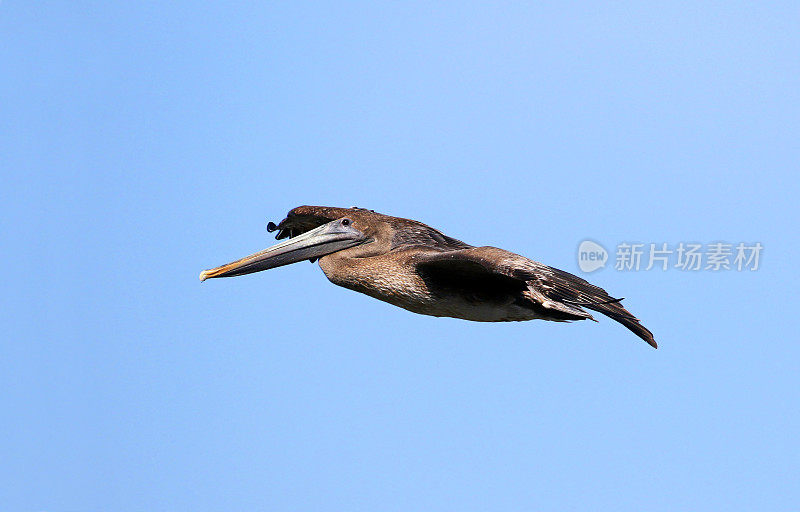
[200,206,656,348]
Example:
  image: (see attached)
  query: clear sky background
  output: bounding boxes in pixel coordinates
[2,2,799,511]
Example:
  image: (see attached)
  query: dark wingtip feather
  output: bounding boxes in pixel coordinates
[536,266,657,348]
[599,306,657,348]
[578,299,656,348]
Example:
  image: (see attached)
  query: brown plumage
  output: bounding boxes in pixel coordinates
[202,205,656,348]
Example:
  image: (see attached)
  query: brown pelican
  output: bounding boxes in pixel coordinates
[200,206,656,348]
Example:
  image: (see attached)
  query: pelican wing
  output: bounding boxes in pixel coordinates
[415,246,656,348]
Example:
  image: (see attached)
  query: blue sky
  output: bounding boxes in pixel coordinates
[2,2,798,510]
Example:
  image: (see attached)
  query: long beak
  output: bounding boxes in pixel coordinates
[199,219,364,281]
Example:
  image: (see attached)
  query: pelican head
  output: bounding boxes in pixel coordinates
[199,207,381,281]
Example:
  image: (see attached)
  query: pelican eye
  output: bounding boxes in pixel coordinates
[341,218,351,227]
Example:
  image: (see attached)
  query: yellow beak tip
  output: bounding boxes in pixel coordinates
[199,270,211,282]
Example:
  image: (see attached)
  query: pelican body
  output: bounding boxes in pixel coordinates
[201,206,656,347]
